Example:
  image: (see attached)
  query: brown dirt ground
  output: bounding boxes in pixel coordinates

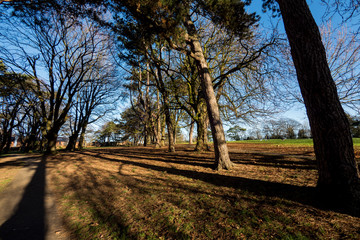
[46,143,360,239]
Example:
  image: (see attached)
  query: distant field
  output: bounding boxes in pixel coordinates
[230,138,360,147]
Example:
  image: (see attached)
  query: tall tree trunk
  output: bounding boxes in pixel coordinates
[155,62,175,151]
[143,126,148,147]
[144,62,151,147]
[164,105,175,152]
[161,115,166,146]
[183,16,233,170]
[173,122,177,144]
[155,90,162,148]
[39,123,48,152]
[78,123,87,150]
[195,104,209,151]
[152,123,161,148]
[277,0,360,214]
[189,120,194,144]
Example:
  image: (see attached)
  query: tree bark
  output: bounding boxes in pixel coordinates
[183,16,233,170]
[277,0,360,214]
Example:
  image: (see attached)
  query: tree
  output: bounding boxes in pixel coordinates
[297,128,310,139]
[0,9,114,154]
[118,106,145,145]
[227,125,246,141]
[75,0,257,169]
[280,21,360,111]
[66,52,120,151]
[0,61,36,153]
[96,121,121,145]
[348,115,360,138]
[168,16,280,151]
[261,0,360,214]
[262,118,300,139]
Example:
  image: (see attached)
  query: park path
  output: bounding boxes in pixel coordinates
[0,155,69,240]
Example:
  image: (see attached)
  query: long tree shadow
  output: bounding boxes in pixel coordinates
[90,146,318,170]
[93,147,215,168]
[0,156,46,240]
[81,148,360,216]
[48,154,135,239]
[79,151,320,209]
[0,155,43,169]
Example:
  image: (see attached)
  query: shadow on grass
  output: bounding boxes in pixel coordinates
[0,156,46,240]
[0,155,42,169]
[49,155,131,239]
[230,152,317,170]
[98,147,215,168]
[80,150,319,209]
[50,148,360,239]
[95,146,318,171]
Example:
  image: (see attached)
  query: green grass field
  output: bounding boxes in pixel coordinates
[229,138,360,147]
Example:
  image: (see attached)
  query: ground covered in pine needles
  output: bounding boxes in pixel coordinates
[47,143,360,239]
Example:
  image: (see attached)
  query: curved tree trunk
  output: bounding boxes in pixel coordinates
[183,16,233,170]
[277,0,360,215]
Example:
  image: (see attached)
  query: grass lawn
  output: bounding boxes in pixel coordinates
[47,144,360,240]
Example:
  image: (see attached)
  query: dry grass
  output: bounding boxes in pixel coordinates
[47,144,360,239]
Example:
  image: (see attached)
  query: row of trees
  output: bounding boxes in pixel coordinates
[94,119,184,146]
[1,0,359,214]
[227,118,311,141]
[0,9,121,154]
